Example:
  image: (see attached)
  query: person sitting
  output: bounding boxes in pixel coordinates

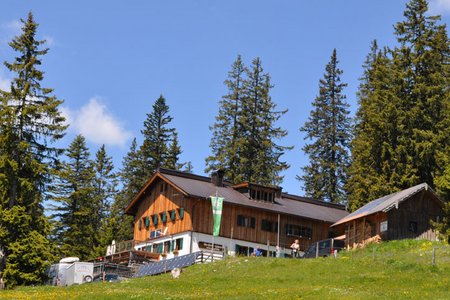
[253,247,262,257]
[290,239,300,258]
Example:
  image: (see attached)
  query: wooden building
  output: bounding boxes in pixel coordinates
[125,168,348,258]
[331,183,443,248]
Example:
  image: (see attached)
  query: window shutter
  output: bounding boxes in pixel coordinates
[138,218,142,230]
[161,212,167,223]
[179,207,185,219]
[153,214,158,226]
[170,210,176,221]
[145,216,150,228]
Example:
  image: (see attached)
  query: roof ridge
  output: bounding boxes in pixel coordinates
[281,193,347,210]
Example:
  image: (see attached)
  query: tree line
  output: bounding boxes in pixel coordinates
[0,0,449,288]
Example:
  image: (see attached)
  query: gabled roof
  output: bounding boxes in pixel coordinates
[331,183,442,227]
[125,168,348,223]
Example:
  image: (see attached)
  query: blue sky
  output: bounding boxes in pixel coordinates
[1,0,449,195]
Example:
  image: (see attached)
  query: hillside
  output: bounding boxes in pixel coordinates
[1,240,449,299]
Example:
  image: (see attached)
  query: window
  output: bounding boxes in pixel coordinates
[144,216,150,228]
[237,215,255,228]
[261,219,273,232]
[150,229,162,239]
[152,214,159,226]
[409,221,418,233]
[164,241,170,253]
[285,224,312,239]
[175,238,183,250]
[138,218,142,230]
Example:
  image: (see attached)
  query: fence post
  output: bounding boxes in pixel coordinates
[315,242,319,258]
[432,247,436,266]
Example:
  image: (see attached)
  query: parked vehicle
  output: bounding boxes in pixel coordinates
[302,238,345,258]
[93,273,121,282]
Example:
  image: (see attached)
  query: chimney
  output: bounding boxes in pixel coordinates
[211,169,225,187]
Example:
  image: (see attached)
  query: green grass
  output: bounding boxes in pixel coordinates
[1,239,449,299]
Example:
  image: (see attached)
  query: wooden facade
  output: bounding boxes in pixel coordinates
[336,185,443,248]
[126,169,348,254]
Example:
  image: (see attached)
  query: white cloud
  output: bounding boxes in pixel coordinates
[429,0,450,15]
[64,98,132,147]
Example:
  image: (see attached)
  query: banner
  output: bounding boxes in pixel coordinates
[211,196,224,236]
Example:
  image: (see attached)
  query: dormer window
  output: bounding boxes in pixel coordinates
[233,182,280,203]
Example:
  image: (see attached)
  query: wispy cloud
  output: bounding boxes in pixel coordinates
[429,0,450,15]
[43,35,57,47]
[4,20,21,34]
[0,75,10,91]
[63,98,132,147]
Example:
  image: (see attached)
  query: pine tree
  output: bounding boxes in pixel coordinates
[347,0,450,211]
[240,57,292,185]
[206,55,246,182]
[0,12,66,287]
[140,95,174,177]
[91,145,117,256]
[299,49,351,204]
[51,135,96,260]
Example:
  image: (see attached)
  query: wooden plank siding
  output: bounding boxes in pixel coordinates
[343,189,442,247]
[133,178,193,242]
[132,178,343,251]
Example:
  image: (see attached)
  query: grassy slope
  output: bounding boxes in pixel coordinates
[1,240,449,299]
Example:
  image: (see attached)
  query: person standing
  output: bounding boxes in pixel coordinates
[290,239,300,258]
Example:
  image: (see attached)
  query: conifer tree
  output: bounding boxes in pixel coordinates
[0,12,66,287]
[206,55,246,182]
[140,95,175,177]
[165,132,185,171]
[241,57,292,185]
[92,145,117,255]
[207,56,291,185]
[347,0,450,211]
[106,139,141,242]
[51,135,95,260]
[299,49,351,204]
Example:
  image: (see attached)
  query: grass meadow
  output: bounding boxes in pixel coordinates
[1,239,449,299]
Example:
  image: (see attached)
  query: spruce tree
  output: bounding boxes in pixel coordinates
[165,131,185,170]
[347,0,450,211]
[140,95,175,177]
[92,145,117,255]
[241,57,292,185]
[0,12,66,287]
[106,139,141,242]
[207,56,291,185]
[206,55,246,182]
[51,135,95,260]
[299,49,351,204]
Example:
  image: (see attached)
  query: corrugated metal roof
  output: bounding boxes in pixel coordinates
[331,183,437,227]
[160,171,348,223]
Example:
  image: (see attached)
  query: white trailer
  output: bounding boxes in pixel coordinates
[47,258,93,286]
[63,262,94,286]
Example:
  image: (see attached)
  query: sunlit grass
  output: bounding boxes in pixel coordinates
[1,239,449,299]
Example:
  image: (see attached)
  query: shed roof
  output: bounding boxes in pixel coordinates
[331,183,441,227]
[126,168,348,223]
